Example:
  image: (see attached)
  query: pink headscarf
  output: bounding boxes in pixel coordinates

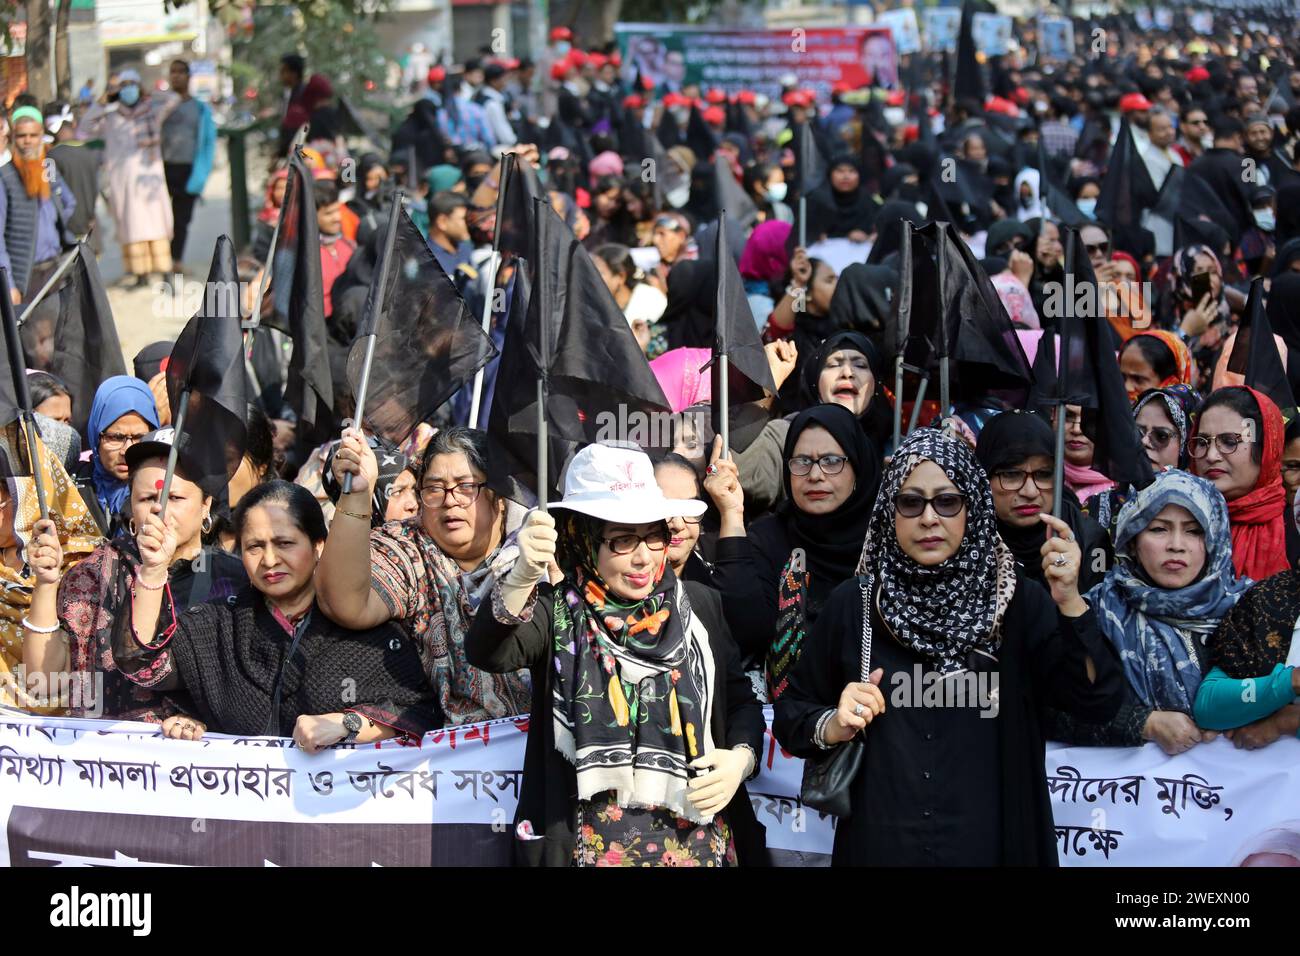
[738,220,793,282]
[649,348,712,413]
[588,150,625,180]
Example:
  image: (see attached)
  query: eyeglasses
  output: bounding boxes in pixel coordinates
[788,454,848,477]
[602,529,670,555]
[666,511,702,526]
[1084,241,1111,257]
[419,481,485,507]
[1137,425,1178,450]
[894,492,967,519]
[1188,433,1247,459]
[992,467,1055,492]
[99,432,147,449]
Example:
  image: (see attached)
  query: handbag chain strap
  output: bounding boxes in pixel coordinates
[858,577,873,684]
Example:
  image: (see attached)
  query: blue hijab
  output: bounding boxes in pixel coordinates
[1087,470,1251,713]
[87,375,159,519]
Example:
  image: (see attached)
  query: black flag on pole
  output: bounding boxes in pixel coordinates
[44,244,127,442]
[346,205,498,444]
[955,0,987,105]
[165,236,250,497]
[1032,226,1154,490]
[713,212,776,443]
[1227,276,1297,419]
[713,153,758,231]
[493,152,543,262]
[274,148,335,447]
[487,199,671,503]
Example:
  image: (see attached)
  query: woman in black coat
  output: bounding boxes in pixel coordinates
[468,443,766,867]
[773,428,1124,866]
[108,481,438,748]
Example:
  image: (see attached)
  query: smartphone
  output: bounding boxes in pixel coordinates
[1190,271,1213,305]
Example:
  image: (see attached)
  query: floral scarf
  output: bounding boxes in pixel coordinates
[856,428,1017,675]
[1126,331,1194,402]
[1087,470,1250,713]
[551,515,716,823]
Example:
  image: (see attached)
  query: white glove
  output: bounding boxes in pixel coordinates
[500,510,558,615]
[686,747,754,817]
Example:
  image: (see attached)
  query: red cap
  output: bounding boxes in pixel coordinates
[641,74,655,91]
[702,105,726,125]
[1186,65,1210,83]
[550,61,571,82]
[783,90,811,108]
[588,52,608,70]
[984,95,1019,116]
[736,90,756,106]
[1011,86,1030,105]
[622,94,645,110]
[610,52,621,68]
[550,26,572,42]
[886,89,906,106]
[903,123,920,144]
[567,49,588,69]
[833,80,853,96]
[663,92,689,107]
[705,88,727,104]
[1119,92,1153,113]
[427,66,445,85]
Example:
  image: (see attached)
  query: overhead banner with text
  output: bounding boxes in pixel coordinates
[0,712,1296,866]
[615,23,899,100]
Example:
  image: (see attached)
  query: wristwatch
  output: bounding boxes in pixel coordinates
[341,711,364,743]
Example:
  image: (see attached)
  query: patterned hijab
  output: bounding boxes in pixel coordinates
[856,428,1017,674]
[1133,384,1200,470]
[1124,331,1194,402]
[1087,470,1250,713]
[551,513,717,822]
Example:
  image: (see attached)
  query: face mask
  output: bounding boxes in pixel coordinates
[1019,193,1034,209]
[555,42,570,56]
[665,184,691,208]
[670,107,691,126]
[765,182,788,203]
[1201,133,1214,150]
[118,85,140,106]
[1254,209,1276,232]
[1076,197,1098,217]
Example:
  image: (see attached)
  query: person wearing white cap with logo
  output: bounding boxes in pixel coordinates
[468,442,768,867]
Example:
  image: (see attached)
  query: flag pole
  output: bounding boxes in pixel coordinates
[469,153,516,429]
[0,268,47,521]
[893,354,904,450]
[342,190,405,495]
[157,396,188,521]
[798,196,807,250]
[907,373,930,433]
[244,125,309,342]
[16,242,82,326]
[1051,394,1066,519]
[720,353,730,459]
[534,196,550,509]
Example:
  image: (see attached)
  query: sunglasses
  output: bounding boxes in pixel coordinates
[1137,424,1178,450]
[894,492,967,519]
[1188,432,1246,459]
[1085,241,1111,257]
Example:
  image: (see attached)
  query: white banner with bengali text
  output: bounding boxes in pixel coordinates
[0,709,1296,866]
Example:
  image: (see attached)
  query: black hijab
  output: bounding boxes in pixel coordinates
[866,200,922,266]
[797,330,893,450]
[780,403,881,586]
[974,409,1082,576]
[661,260,715,351]
[807,154,880,240]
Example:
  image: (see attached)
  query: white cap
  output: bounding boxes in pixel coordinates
[548,443,706,524]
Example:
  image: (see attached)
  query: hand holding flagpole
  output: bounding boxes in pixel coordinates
[0,269,47,521]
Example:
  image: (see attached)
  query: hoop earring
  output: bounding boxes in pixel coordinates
[201,514,213,534]
[127,518,138,536]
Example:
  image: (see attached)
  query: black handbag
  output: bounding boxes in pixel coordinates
[799,577,872,818]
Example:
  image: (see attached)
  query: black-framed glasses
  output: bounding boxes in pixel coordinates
[1084,241,1110,257]
[99,432,147,449]
[992,467,1055,492]
[1138,425,1178,450]
[788,454,848,477]
[419,481,485,507]
[894,492,967,518]
[602,530,670,555]
[1188,433,1246,459]
[666,511,702,526]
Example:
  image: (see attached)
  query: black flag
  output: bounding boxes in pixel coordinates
[494,151,543,261]
[713,213,776,444]
[893,220,1035,408]
[1032,226,1154,490]
[713,153,757,230]
[1228,277,1297,419]
[273,148,335,447]
[347,204,499,444]
[1095,117,1158,256]
[43,244,127,442]
[165,236,250,497]
[488,198,671,502]
[955,0,987,106]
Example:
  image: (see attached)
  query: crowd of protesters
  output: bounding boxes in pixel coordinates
[3,6,1300,868]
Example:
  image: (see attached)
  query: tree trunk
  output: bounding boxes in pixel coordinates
[24,0,52,104]
[54,0,69,100]
[595,0,621,45]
